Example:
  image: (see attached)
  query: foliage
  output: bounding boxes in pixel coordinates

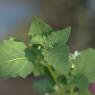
[0,16,94,95]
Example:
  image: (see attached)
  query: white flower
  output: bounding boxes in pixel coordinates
[54,85,59,91]
[69,50,80,60]
[72,64,75,68]
[37,46,41,50]
[74,51,80,57]
[45,92,50,95]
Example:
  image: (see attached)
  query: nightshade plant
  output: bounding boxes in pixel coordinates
[0,17,95,95]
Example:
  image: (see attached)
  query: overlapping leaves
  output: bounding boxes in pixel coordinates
[0,17,94,95]
[29,17,71,76]
[42,44,69,75]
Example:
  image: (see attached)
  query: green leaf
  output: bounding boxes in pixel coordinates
[65,90,91,95]
[73,74,89,90]
[79,90,91,95]
[0,39,33,78]
[25,47,46,76]
[67,92,78,95]
[47,27,71,46]
[29,35,47,48]
[42,44,70,75]
[28,17,53,38]
[30,35,45,45]
[58,75,67,85]
[73,48,95,82]
[32,77,54,95]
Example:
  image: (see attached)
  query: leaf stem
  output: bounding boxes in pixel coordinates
[41,61,64,95]
[47,65,64,95]
[47,65,59,84]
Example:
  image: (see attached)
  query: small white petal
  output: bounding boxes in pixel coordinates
[74,51,80,57]
[38,46,41,50]
[72,64,75,68]
[45,93,49,95]
[54,85,59,91]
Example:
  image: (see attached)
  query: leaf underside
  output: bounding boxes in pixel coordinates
[0,39,33,78]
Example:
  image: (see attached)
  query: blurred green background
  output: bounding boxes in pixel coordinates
[0,0,95,95]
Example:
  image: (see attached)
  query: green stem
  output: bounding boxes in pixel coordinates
[47,65,59,84]
[47,65,64,95]
[41,61,64,95]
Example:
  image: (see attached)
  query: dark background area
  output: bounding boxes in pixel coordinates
[0,0,95,95]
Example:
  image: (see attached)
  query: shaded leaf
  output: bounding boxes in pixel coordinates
[42,44,70,75]
[73,74,89,90]
[25,47,46,76]
[32,77,54,95]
